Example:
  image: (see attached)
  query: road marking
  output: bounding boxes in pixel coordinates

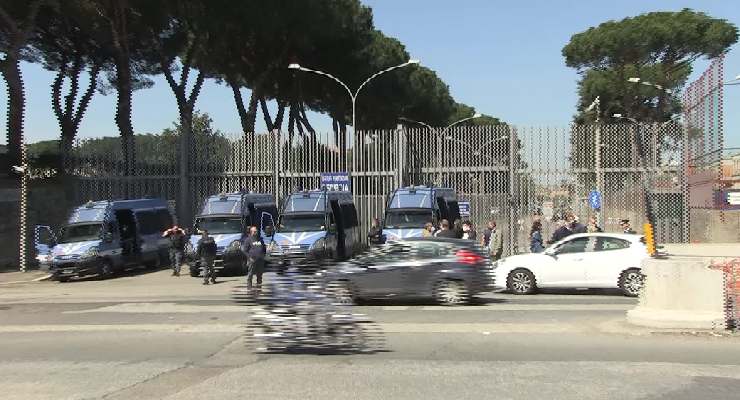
[0,322,586,334]
[61,302,631,314]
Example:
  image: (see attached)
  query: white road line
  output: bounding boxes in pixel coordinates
[0,322,587,334]
[61,302,631,314]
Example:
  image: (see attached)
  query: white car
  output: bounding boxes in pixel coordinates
[493,233,648,297]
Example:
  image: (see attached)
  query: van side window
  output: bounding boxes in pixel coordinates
[155,209,173,231]
[136,210,160,235]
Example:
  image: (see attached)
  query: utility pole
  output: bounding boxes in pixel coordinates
[586,96,603,225]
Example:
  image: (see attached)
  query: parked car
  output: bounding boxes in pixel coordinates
[322,238,494,305]
[493,233,648,297]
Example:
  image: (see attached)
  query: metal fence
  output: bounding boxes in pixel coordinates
[67,122,687,255]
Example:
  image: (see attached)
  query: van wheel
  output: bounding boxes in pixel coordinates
[57,276,69,283]
[190,263,200,277]
[146,253,163,270]
[507,269,536,295]
[97,260,115,280]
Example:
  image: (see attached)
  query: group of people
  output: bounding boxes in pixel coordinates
[161,224,267,288]
[528,213,637,253]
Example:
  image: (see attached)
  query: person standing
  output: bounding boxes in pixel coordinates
[481,221,494,248]
[621,219,636,234]
[435,219,457,238]
[549,213,576,244]
[453,219,464,239]
[422,222,435,237]
[367,217,383,245]
[530,221,544,253]
[462,220,477,241]
[196,230,218,285]
[586,216,603,233]
[162,225,186,277]
[489,221,504,261]
[242,226,266,289]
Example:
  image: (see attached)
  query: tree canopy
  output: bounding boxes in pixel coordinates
[563,8,738,123]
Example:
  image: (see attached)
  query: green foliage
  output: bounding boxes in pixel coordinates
[563,8,738,123]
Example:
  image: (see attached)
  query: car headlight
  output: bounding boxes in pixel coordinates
[82,247,98,259]
[310,238,326,251]
[228,240,241,252]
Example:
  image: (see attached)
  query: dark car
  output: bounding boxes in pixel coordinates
[322,238,494,305]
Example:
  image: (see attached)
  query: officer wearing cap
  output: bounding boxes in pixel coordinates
[620,219,636,234]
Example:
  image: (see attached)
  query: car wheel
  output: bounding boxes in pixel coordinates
[57,276,69,283]
[146,253,163,270]
[327,280,355,305]
[619,268,643,297]
[190,263,200,277]
[507,269,536,295]
[434,280,469,306]
[97,260,115,280]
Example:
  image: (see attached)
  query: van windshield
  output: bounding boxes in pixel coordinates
[384,209,433,229]
[59,223,102,244]
[278,214,325,233]
[196,217,242,234]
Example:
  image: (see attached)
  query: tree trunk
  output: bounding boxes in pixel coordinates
[114,56,135,176]
[1,59,25,172]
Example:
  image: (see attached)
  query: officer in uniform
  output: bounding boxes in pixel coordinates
[196,229,218,285]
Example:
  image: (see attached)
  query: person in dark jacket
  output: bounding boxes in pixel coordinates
[367,217,383,245]
[162,225,187,276]
[435,219,458,238]
[196,230,218,285]
[241,226,266,289]
[530,221,544,253]
[462,220,477,241]
[549,213,577,244]
[481,221,494,247]
[621,219,637,234]
[453,219,464,239]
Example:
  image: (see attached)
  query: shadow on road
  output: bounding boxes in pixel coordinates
[498,288,627,297]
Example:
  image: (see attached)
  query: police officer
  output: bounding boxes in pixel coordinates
[241,226,266,290]
[621,219,637,234]
[162,225,186,277]
[196,229,218,285]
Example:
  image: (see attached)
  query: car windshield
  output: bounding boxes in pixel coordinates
[58,223,102,244]
[278,214,325,233]
[384,209,432,229]
[196,217,242,234]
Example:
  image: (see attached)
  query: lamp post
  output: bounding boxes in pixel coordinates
[398,114,482,185]
[725,74,740,86]
[288,60,419,152]
[289,60,419,178]
[12,140,29,273]
[585,96,603,225]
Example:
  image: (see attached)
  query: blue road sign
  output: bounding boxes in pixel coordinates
[588,190,602,210]
[459,201,471,217]
[320,172,350,191]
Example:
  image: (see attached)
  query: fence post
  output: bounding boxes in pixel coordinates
[395,124,405,188]
[681,123,690,243]
[508,127,517,256]
[272,129,280,204]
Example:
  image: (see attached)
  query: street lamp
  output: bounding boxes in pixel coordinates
[725,74,740,86]
[398,113,483,184]
[288,59,420,135]
[612,113,639,124]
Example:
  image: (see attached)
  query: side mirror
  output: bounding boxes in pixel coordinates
[102,232,114,243]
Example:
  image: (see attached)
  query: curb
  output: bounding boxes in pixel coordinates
[0,273,53,285]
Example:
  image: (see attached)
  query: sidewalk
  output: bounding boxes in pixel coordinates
[0,269,52,285]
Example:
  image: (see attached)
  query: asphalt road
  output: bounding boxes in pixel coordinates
[1,268,740,400]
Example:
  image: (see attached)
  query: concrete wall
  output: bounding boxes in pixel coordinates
[627,257,726,330]
[690,209,740,243]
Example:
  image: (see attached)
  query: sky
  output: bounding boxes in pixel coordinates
[1,0,739,148]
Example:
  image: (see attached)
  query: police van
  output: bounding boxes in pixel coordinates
[35,199,175,282]
[382,186,460,241]
[186,192,277,276]
[268,189,360,268]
